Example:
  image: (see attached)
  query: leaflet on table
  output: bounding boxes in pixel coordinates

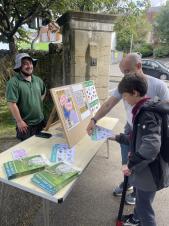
[11,148,28,160]
[4,155,49,180]
[91,125,114,141]
[50,143,75,163]
[31,162,81,195]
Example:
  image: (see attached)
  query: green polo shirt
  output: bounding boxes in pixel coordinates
[6,73,46,125]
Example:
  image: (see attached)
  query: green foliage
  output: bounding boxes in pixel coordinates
[0,0,56,53]
[155,1,169,43]
[0,0,152,54]
[16,28,31,48]
[0,55,13,97]
[0,98,15,138]
[0,0,120,54]
[153,45,169,58]
[134,43,153,57]
[116,31,131,52]
[114,0,151,53]
[59,0,119,13]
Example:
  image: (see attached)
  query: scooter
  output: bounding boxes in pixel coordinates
[116,176,128,226]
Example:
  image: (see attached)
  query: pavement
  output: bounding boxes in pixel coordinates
[1,65,169,226]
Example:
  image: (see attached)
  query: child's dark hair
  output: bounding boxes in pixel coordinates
[118,74,147,97]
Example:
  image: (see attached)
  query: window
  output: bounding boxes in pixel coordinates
[150,61,158,68]
[142,60,148,66]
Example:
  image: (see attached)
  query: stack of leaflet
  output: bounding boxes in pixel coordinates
[50,144,75,163]
[31,162,80,195]
[4,155,47,180]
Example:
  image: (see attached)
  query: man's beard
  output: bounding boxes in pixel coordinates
[21,69,32,77]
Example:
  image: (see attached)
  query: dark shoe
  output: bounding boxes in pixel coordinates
[122,214,140,226]
[125,191,136,205]
[113,182,133,196]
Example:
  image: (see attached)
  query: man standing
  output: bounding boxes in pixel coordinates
[6,53,46,141]
[87,52,169,205]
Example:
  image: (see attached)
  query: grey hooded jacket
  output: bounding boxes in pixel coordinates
[116,100,169,192]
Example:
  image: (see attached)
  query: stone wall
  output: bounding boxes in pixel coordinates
[57,11,117,104]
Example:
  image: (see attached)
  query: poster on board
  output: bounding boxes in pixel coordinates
[50,81,100,147]
[71,83,90,120]
[83,80,100,114]
[56,88,80,130]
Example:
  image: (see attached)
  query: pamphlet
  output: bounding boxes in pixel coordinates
[91,125,114,141]
[31,162,81,195]
[4,155,48,180]
[50,144,75,163]
[11,148,28,160]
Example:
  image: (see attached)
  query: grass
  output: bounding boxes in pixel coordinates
[0,98,15,137]
[18,42,49,51]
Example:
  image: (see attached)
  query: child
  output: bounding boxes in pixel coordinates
[111,74,169,226]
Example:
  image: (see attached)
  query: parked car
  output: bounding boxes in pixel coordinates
[142,59,169,80]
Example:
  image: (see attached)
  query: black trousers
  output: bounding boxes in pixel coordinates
[16,120,46,141]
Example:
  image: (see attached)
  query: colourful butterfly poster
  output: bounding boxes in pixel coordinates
[56,88,80,130]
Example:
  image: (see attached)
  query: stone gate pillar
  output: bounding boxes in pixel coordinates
[57,11,116,103]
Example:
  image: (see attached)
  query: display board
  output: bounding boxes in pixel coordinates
[50,81,100,147]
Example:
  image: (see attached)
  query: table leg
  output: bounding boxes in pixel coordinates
[43,199,50,226]
[0,183,4,206]
[106,139,110,159]
[0,183,4,222]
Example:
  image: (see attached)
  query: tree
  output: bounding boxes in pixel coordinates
[0,0,63,54]
[0,0,151,55]
[155,0,169,43]
[0,0,120,55]
[62,0,119,12]
[114,0,151,52]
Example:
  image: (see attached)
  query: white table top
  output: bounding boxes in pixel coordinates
[0,117,118,203]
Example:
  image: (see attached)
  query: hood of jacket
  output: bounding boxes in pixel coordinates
[141,100,169,114]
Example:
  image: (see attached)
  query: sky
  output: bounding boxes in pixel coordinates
[151,0,166,6]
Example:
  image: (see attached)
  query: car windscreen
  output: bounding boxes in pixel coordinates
[157,61,169,69]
